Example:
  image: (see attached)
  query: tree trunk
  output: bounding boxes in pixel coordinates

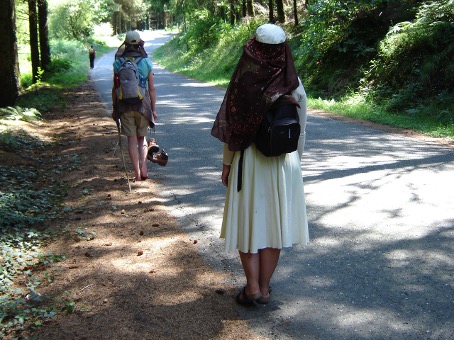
[112,12,118,34]
[38,0,50,71]
[304,0,309,10]
[242,0,246,17]
[276,0,284,23]
[268,0,274,23]
[28,0,40,83]
[247,0,254,16]
[293,0,298,26]
[230,0,235,25]
[0,0,20,106]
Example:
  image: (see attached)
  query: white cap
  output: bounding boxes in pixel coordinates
[255,24,286,44]
[125,31,141,45]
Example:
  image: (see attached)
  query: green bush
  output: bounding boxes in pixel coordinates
[294,1,377,95]
[155,17,263,85]
[179,10,224,55]
[364,0,454,123]
[49,0,96,40]
[47,58,72,73]
[16,87,66,113]
[289,0,453,125]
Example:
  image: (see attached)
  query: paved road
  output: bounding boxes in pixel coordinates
[91,31,454,340]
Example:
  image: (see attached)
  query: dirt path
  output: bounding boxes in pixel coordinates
[26,83,261,339]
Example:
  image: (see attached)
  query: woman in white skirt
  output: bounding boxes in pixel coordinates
[211,24,309,305]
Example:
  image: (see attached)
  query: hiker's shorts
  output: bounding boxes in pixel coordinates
[120,111,148,137]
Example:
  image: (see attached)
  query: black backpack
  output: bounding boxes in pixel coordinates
[237,96,300,192]
[254,97,300,157]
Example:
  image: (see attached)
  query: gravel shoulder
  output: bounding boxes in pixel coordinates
[9,82,262,340]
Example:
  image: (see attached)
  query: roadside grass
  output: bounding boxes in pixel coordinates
[308,96,454,138]
[154,34,453,139]
[154,25,250,87]
[16,36,121,114]
[19,40,116,90]
[0,35,120,338]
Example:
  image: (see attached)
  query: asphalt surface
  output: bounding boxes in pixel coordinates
[91,30,454,340]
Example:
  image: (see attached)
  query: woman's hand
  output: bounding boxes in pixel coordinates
[221,164,231,187]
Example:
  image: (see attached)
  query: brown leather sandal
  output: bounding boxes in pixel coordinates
[147,138,159,154]
[235,286,262,306]
[256,287,271,304]
[151,150,168,166]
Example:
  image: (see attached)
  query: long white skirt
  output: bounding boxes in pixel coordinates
[221,143,309,253]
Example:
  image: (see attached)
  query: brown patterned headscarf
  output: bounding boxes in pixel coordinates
[211,31,299,151]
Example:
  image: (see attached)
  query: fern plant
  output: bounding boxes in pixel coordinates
[0,106,41,122]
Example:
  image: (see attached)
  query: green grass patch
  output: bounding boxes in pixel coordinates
[18,37,117,91]
[308,95,454,138]
[154,36,242,87]
[154,22,258,87]
[15,36,119,114]
[16,87,66,113]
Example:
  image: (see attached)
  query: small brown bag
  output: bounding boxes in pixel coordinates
[146,128,168,166]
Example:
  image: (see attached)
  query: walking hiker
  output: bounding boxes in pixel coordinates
[211,23,309,305]
[112,31,157,181]
[89,45,96,69]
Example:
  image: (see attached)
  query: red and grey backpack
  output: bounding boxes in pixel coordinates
[116,56,145,104]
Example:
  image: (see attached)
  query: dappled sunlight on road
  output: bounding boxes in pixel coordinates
[180,82,219,87]
[87,31,454,339]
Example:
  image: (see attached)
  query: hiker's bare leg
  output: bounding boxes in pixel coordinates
[239,251,261,296]
[138,136,148,178]
[127,136,141,180]
[258,247,280,297]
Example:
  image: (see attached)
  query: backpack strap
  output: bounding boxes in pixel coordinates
[237,150,245,192]
[133,57,143,65]
[118,56,143,65]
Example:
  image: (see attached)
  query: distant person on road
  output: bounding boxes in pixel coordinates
[211,23,309,305]
[89,45,96,69]
[112,31,157,181]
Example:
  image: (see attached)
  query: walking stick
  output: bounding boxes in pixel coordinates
[115,118,131,192]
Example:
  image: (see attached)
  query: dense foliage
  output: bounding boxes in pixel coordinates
[11,0,454,127]
[156,0,453,127]
[155,0,453,134]
[155,14,264,85]
[47,0,157,39]
[49,0,105,40]
[365,0,454,122]
[294,0,453,123]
